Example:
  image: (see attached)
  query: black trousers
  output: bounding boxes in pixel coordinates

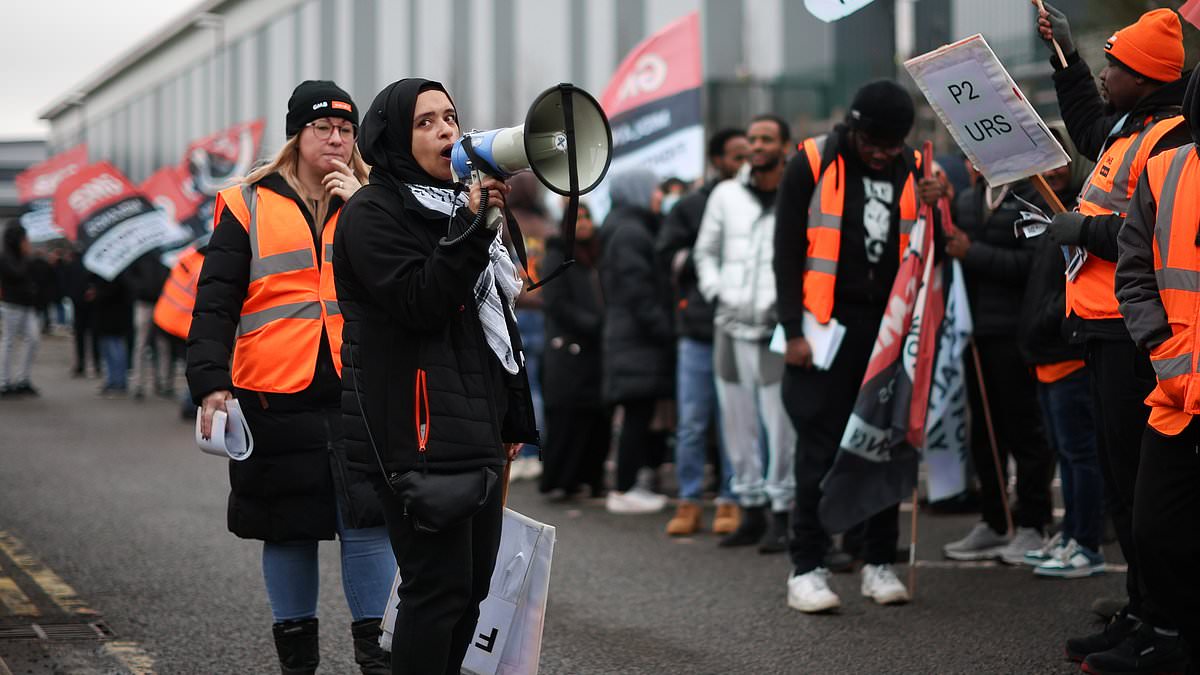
[375,470,503,675]
[72,301,99,373]
[784,308,899,573]
[965,337,1054,532]
[1135,420,1200,657]
[615,398,668,492]
[539,405,610,495]
[1084,338,1162,625]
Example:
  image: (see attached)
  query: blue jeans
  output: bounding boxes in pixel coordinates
[675,338,733,501]
[516,309,544,457]
[1037,369,1105,552]
[261,498,395,622]
[98,335,128,390]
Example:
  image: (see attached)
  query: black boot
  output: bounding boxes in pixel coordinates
[758,511,790,554]
[350,618,390,675]
[272,618,319,675]
[719,506,766,547]
[1065,608,1139,663]
[1081,621,1188,674]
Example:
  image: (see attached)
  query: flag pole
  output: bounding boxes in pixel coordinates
[907,486,920,596]
[969,340,1015,535]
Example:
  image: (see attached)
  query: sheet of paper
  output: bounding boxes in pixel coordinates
[769,313,846,370]
[194,398,254,461]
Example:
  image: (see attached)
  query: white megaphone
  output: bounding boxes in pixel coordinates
[450,84,612,233]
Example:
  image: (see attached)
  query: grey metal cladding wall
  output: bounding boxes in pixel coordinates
[322,0,337,79]
[570,0,587,85]
[256,25,271,143]
[494,0,516,124]
[451,0,471,118]
[704,0,743,79]
[352,0,378,107]
[616,0,645,59]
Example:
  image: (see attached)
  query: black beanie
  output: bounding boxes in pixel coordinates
[285,80,359,138]
[847,80,915,145]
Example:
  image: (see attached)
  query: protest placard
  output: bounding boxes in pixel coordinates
[904,34,1068,187]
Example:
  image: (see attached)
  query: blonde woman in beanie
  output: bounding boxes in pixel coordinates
[187,80,394,674]
[1034,4,1192,673]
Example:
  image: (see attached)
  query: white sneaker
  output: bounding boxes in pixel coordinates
[787,567,841,613]
[998,527,1045,565]
[861,564,909,605]
[1021,531,1064,567]
[943,522,1009,561]
[605,487,668,514]
[509,457,537,481]
[1034,539,1106,579]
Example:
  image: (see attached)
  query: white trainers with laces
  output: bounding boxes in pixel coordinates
[1021,531,1064,567]
[861,564,910,605]
[998,527,1045,565]
[943,522,1009,561]
[1034,539,1106,579]
[605,487,668,514]
[787,567,841,613]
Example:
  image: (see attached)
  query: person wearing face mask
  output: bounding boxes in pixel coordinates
[773,81,946,613]
[1034,5,1193,670]
[694,115,796,552]
[186,80,394,674]
[537,202,610,501]
[333,78,538,675]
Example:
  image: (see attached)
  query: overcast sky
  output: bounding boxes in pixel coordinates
[0,0,196,140]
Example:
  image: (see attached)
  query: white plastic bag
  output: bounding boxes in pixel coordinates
[380,508,556,675]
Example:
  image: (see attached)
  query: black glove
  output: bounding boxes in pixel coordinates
[1038,2,1075,56]
[1049,211,1088,246]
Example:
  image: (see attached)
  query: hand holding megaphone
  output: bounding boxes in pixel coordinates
[467,176,510,228]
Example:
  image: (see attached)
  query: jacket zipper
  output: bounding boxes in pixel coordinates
[414,368,430,469]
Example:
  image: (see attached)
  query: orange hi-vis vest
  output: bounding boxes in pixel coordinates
[1067,115,1185,320]
[1139,143,1200,436]
[798,134,921,324]
[153,246,204,340]
[215,183,344,393]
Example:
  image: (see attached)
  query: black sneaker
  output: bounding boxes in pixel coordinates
[758,511,790,554]
[1067,609,1140,663]
[1082,622,1187,675]
[0,386,19,398]
[719,506,766,548]
[14,382,39,397]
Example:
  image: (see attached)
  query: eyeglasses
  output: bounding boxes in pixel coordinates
[856,135,905,158]
[306,121,357,141]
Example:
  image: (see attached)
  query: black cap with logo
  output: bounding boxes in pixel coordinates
[285,80,358,138]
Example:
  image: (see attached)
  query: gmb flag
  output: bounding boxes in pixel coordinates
[53,162,188,281]
[818,150,951,533]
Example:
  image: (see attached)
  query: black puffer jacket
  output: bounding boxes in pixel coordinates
[186,171,382,542]
[542,236,604,409]
[599,205,675,403]
[334,170,539,476]
[953,182,1038,338]
[656,182,718,341]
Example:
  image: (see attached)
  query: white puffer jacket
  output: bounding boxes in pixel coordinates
[693,165,778,341]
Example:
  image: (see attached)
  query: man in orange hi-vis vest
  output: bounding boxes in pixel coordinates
[1035,5,1192,670]
[773,80,946,615]
[1115,66,1200,675]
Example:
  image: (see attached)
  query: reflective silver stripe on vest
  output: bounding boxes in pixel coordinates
[324,243,334,263]
[1152,144,1196,291]
[1152,353,1193,379]
[805,134,841,276]
[805,257,838,275]
[243,185,318,282]
[237,301,322,336]
[323,300,341,316]
[1080,125,1162,214]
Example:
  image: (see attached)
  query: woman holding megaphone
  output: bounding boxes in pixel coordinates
[187,80,395,674]
[333,78,539,674]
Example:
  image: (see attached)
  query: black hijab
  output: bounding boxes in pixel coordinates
[358,78,457,188]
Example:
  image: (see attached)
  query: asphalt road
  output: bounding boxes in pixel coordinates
[0,336,1126,674]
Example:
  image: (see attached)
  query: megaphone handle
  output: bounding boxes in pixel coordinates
[486,205,505,231]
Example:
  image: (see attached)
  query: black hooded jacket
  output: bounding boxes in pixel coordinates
[1052,51,1193,342]
[1116,67,1200,354]
[334,78,538,478]
[0,227,37,307]
[656,181,718,341]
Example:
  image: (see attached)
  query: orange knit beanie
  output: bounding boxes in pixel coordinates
[1104,8,1185,83]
